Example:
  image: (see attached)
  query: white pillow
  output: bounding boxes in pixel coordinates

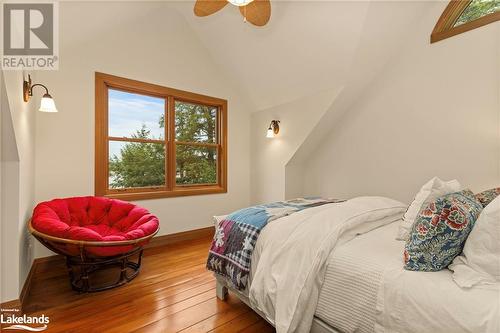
[396,177,461,241]
[449,196,500,288]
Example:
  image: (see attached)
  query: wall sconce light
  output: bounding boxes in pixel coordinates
[266,120,280,138]
[23,75,58,112]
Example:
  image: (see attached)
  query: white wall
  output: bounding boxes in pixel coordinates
[1,70,36,302]
[302,10,500,203]
[252,1,432,202]
[34,2,252,258]
[250,88,339,204]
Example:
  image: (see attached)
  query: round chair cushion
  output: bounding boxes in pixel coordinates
[32,196,159,257]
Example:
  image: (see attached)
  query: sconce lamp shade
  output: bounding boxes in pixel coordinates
[266,127,275,138]
[23,75,58,113]
[39,94,58,112]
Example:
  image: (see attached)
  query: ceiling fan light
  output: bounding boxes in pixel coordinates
[228,0,254,6]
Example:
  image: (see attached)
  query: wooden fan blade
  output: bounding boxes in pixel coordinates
[239,0,271,26]
[194,0,228,17]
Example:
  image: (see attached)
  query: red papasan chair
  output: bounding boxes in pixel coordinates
[29,196,159,292]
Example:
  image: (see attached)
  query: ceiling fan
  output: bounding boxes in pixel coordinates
[194,0,271,26]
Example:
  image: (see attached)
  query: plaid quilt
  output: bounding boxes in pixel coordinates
[206,198,342,290]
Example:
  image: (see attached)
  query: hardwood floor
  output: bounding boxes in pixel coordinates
[17,236,275,333]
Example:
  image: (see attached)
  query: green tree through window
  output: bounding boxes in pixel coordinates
[107,89,166,189]
[95,72,227,200]
[431,0,500,43]
[175,101,217,185]
[107,92,218,189]
[109,126,166,188]
[455,0,500,26]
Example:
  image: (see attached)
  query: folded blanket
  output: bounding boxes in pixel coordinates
[206,198,342,290]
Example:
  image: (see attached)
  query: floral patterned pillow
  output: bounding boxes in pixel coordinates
[404,189,483,271]
[475,187,500,208]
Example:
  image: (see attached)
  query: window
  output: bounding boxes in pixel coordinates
[95,72,227,200]
[431,0,500,43]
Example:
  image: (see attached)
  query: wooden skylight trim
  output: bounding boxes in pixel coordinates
[431,0,500,43]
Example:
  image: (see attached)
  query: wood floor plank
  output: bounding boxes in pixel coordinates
[25,261,210,313]
[208,310,262,333]
[41,281,217,333]
[131,297,224,333]
[85,288,217,332]
[239,320,275,333]
[178,296,251,333]
[22,237,274,333]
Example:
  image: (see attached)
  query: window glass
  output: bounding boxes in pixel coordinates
[175,101,217,143]
[176,145,217,185]
[454,0,500,27]
[109,89,165,140]
[109,141,166,189]
[95,73,227,199]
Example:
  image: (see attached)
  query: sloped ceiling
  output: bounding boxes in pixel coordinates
[61,1,433,112]
[288,0,435,165]
[169,1,371,110]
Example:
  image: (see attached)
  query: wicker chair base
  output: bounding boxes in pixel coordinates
[65,247,144,293]
[29,218,158,294]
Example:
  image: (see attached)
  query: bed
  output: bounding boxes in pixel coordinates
[212,197,500,333]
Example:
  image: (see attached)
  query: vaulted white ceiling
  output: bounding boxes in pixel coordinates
[62,1,435,112]
[169,1,371,110]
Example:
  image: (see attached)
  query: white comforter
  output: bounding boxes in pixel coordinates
[248,196,406,333]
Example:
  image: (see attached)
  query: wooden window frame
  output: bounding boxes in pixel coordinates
[95,72,227,201]
[431,0,500,43]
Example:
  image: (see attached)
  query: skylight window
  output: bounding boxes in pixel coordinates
[431,0,500,43]
[454,0,500,26]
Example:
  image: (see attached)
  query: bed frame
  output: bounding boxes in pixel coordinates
[215,275,340,333]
